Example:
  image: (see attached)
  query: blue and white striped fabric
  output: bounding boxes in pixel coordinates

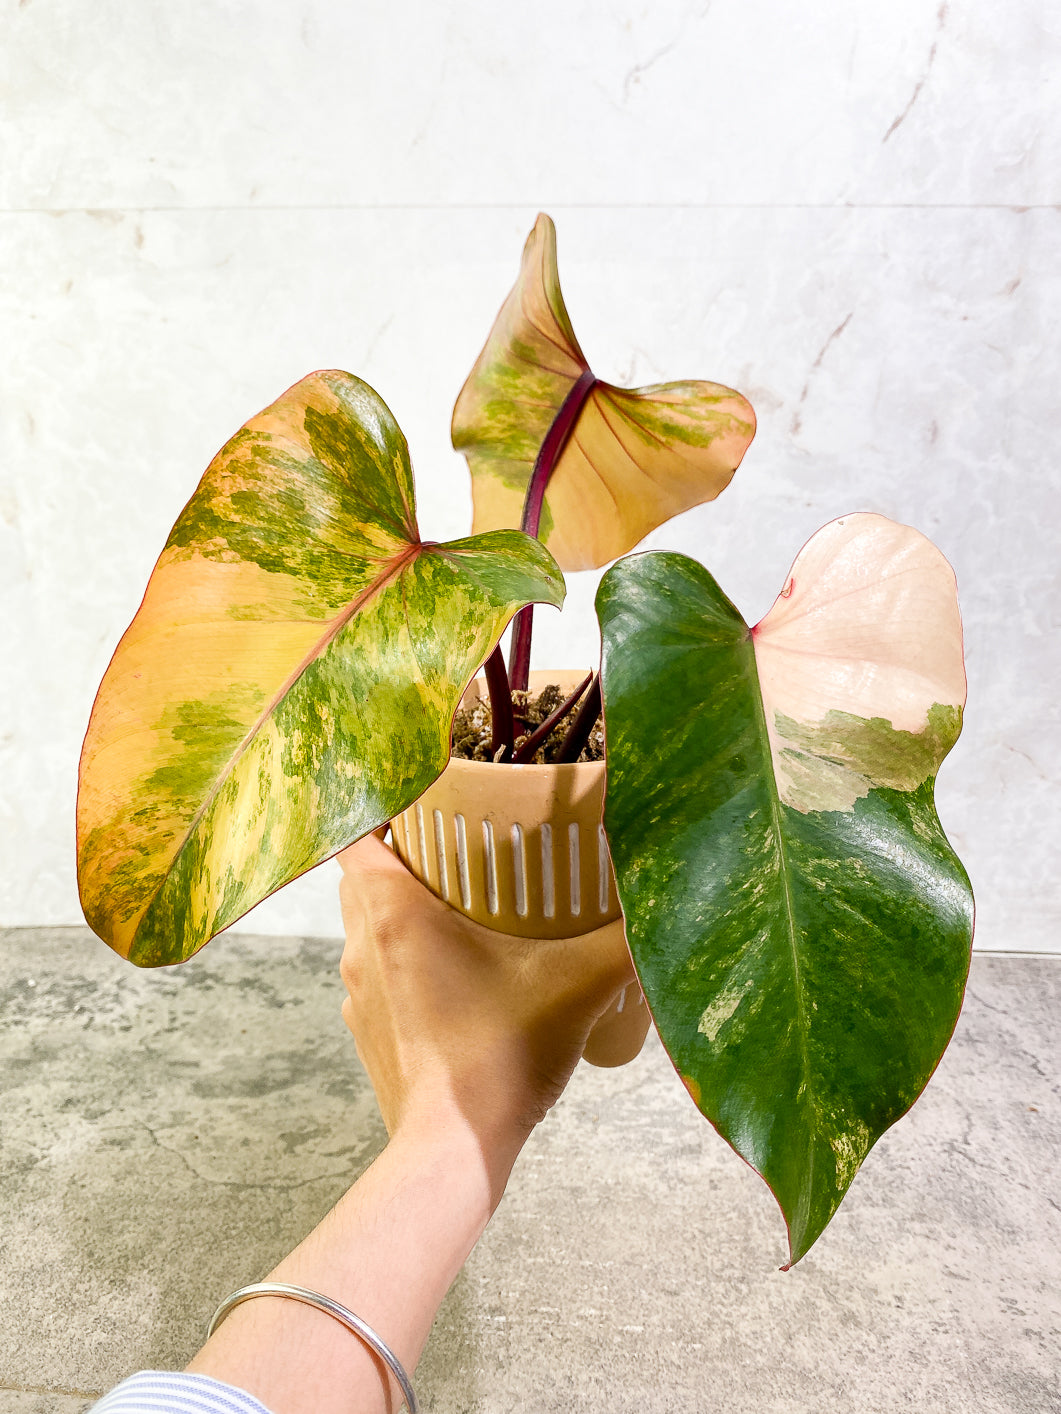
[90,1370,275,1414]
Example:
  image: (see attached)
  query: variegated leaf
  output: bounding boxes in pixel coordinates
[597,514,973,1264]
[451,212,756,570]
[77,371,564,967]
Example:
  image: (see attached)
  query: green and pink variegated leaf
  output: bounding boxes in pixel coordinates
[597,514,973,1265]
[77,371,564,967]
[451,213,756,570]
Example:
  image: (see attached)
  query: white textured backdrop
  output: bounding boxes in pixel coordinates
[1,1,1057,950]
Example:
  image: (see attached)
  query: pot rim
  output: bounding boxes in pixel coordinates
[441,753,605,777]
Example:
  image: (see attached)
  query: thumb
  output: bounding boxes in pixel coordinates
[337,827,416,931]
[337,826,405,879]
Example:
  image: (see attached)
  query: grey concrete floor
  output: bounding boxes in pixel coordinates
[0,927,1058,1414]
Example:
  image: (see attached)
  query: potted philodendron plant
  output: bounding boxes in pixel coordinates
[77,214,973,1266]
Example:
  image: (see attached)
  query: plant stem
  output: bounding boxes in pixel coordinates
[556,672,602,763]
[508,617,535,700]
[508,369,597,692]
[512,673,593,764]
[482,645,515,762]
[519,370,597,540]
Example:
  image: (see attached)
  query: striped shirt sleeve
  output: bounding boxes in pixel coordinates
[89,1370,275,1414]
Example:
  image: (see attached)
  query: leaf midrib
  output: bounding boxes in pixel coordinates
[744,626,814,1129]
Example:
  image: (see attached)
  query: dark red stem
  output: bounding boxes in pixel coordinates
[507,611,535,700]
[508,369,597,692]
[511,673,593,765]
[520,369,597,539]
[483,645,515,762]
[556,672,602,763]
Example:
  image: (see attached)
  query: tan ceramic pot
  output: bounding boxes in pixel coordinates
[391,671,622,940]
[392,671,648,1067]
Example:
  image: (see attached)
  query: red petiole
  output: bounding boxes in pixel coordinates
[474,371,604,764]
[507,370,597,694]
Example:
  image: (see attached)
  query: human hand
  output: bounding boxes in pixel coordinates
[338,831,646,1179]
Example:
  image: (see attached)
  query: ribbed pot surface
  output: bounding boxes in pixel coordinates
[392,671,620,938]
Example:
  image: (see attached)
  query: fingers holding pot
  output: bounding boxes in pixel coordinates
[582,981,651,1068]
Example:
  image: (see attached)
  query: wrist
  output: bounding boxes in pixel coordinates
[192,1097,518,1414]
[389,1093,529,1212]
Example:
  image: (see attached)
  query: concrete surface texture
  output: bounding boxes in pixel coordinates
[0,927,1058,1414]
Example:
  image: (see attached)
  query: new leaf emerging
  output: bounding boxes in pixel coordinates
[452,213,757,570]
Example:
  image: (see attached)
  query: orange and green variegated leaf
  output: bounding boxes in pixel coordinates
[597,514,973,1265]
[77,370,564,968]
[451,212,757,571]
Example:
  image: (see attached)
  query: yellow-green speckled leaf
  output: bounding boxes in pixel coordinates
[451,213,756,570]
[77,371,564,966]
[597,514,973,1264]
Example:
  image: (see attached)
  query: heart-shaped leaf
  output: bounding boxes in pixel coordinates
[597,514,973,1264]
[77,371,564,967]
[451,213,756,571]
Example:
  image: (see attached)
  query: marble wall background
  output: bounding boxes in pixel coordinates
[2,0,1057,950]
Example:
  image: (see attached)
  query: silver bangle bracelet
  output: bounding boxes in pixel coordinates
[206,1281,419,1413]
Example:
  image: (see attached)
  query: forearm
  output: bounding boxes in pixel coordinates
[188,1115,517,1414]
